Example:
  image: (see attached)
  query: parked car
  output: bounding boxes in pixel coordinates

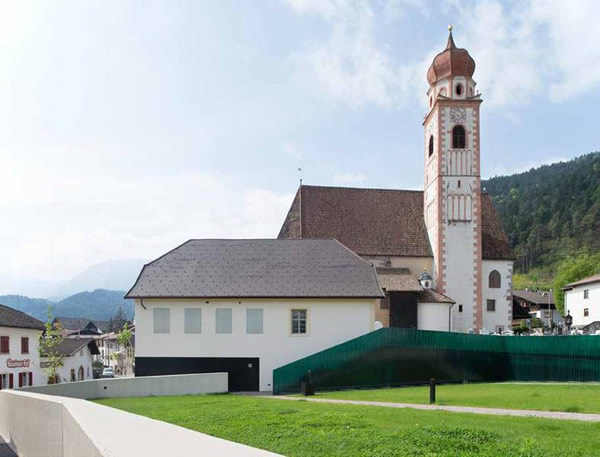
[102,367,115,378]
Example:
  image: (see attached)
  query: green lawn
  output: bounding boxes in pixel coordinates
[96,394,600,457]
[312,382,600,414]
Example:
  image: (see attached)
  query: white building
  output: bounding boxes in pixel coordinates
[42,338,99,384]
[0,304,45,389]
[127,239,383,391]
[563,274,600,331]
[279,29,513,334]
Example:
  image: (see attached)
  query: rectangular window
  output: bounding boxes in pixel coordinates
[584,308,589,317]
[0,336,9,354]
[184,308,202,334]
[246,308,264,334]
[153,308,170,334]
[486,299,496,312]
[291,309,307,334]
[458,304,463,313]
[584,289,589,299]
[216,308,232,334]
[21,337,29,354]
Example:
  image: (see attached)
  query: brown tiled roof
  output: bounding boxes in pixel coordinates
[126,239,384,299]
[418,289,455,304]
[278,185,513,260]
[480,193,513,260]
[0,304,45,330]
[564,273,600,289]
[376,268,423,292]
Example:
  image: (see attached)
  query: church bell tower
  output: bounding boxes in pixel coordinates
[423,26,483,332]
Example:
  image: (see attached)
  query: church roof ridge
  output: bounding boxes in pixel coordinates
[300,184,423,193]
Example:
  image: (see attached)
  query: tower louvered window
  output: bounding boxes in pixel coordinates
[452,125,466,149]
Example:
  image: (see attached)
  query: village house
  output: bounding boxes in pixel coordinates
[42,337,100,383]
[127,239,383,391]
[563,273,600,333]
[0,304,45,389]
[512,289,560,327]
[278,29,513,334]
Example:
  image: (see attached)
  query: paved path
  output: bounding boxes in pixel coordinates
[264,396,600,423]
[0,437,16,457]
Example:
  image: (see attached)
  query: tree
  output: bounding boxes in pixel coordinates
[530,317,544,329]
[38,305,64,384]
[514,319,529,335]
[115,322,133,375]
[553,253,600,312]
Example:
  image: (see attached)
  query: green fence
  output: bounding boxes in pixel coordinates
[273,328,600,394]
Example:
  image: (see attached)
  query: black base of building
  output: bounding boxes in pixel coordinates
[135,357,260,392]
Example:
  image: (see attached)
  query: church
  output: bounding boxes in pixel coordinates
[278,28,513,334]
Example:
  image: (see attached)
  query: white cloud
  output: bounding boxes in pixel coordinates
[0,157,293,283]
[285,0,600,110]
[333,172,368,185]
[284,0,427,109]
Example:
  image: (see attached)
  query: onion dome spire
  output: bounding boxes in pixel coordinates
[427,25,475,86]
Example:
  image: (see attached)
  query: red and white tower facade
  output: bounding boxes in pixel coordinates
[423,27,483,333]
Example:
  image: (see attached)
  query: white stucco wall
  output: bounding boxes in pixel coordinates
[482,260,513,333]
[565,281,600,327]
[417,302,452,331]
[135,298,376,391]
[0,326,42,387]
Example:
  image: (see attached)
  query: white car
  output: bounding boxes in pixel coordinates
[102,367,115,378]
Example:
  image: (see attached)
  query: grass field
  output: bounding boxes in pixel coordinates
[96,394,600,457]
[313,382,600,414]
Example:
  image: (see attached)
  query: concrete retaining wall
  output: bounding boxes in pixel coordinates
[0,390,281,457]
[19,372,228,399]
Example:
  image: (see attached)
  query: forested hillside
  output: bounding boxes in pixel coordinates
[0,289,133,321]
[483,152,600,274]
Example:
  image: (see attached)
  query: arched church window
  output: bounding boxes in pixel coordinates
[455,83,463,96]
[489,270,501,289]
[428,135,434,157]
[452,125,466,149]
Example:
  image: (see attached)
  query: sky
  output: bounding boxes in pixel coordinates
[2,0,600,296]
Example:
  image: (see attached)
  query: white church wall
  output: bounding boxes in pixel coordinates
[418,302,452,331]
[482,260,513,333]
[440,104,480,333]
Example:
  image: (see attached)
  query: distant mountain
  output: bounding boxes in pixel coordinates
[0,258,146,299]
[483,152,600,273]
[49,258,146,299]
[0,289,133,322]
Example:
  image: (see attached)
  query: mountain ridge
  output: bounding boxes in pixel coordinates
[0,289,132,322]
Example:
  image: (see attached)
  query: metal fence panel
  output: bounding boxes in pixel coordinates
[273,329,600,394]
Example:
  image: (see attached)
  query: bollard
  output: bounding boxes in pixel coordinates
[429,378,436,404]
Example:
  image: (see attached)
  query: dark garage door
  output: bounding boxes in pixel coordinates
[135,357,260,392]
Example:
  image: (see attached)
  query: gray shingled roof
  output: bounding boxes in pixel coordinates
[126,239,384,299]
[0,304,45,330]
[52,338,100,357]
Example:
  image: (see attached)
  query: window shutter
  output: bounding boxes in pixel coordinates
[29,372,33,386]
[9,374,13,389]
[18,373,23,388]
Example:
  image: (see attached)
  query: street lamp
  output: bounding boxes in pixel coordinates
[564,311,573,335]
